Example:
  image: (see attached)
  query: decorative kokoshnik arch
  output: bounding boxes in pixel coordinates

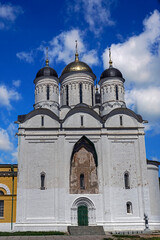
[70,136,99,194]
[70,135,98,168]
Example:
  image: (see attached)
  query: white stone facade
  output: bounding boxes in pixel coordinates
[13,60,160,233]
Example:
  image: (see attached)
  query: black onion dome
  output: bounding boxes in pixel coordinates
[100,67,123,79]
[36,66,58,79]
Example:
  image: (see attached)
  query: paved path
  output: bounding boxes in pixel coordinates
[0,236,110,240]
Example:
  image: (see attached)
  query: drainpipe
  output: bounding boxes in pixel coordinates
[11,165,14,231]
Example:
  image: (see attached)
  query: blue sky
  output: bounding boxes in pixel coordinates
[0,0,160,164]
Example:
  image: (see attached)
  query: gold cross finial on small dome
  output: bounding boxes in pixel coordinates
[109,47,113,67]
[75,40,79,62]
[45,47,49,66]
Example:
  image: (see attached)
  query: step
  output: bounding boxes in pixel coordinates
[68,226,106,236]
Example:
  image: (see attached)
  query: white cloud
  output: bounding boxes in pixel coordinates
[102,10,160,134]
[16,51,34,63]
[11,148,18,162]
[68,0,115,35]
[12,80,21,87]
[151,156,160,162]
[0,158,4,164]
[17,29,99,66]
[125,87,160,133]
[38,29,99,66]
[125,87,160,119]
[7,123,17,140]
[48,29,85,64]
[0,2,23,29]
[0,128,13,151]
[102,10,160,86]
[0,85,21,108]
[82,50,99,66]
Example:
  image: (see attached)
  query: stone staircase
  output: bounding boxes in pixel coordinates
[68,226,106,236]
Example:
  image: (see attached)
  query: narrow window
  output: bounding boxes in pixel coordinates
[126,202,132,214]
[0,200,4,217]
[124,172,130,189]
[120,116,123,126]
[81,116,84,126]
[41,116,44,126]
[79,83,82,103]
[0,191,4,196]
[66,85,69,106]
[115,85,118,100]
[47,85,49,100]
[91,85,94,106]
[80,174,85,189]
[41,173,45,190]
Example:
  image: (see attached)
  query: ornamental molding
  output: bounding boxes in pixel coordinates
[0,183,11,195]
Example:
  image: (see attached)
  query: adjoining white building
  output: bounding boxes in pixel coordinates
[14,47,160,232]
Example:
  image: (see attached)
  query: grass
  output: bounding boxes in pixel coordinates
[0,231,66,236]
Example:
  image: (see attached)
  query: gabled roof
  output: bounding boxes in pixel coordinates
[102,107,144,123]
[17,108,59,123]
[62,103,102,124]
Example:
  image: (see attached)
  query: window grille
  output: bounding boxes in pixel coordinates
[80,174,85,189]
[81,116,84,126]
[79,83,82,103]
[115,85,118,100]
[66,85,69,106]
[120,116,123,126]
[126,202,132,214]
[41,116,44,126]
[41,173,45,190]
[124,172,130,189]
[91,85,94,106]
[47,85,49,100]
[0,200,4,217]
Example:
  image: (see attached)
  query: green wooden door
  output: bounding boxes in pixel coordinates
[78,205,88,226]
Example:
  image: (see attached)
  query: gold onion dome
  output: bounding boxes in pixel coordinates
[60,41,95,80]
[61,57,93,75]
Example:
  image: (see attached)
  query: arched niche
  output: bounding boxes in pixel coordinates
[70,136,98,194]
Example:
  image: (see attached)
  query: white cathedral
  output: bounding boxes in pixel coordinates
[14,46,160,232]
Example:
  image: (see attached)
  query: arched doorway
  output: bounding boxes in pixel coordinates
[78,205,88,226]
[71,197,96,226]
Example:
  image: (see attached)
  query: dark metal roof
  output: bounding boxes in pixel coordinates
[147,160,160,166]
[102,107,144,123]
[100,66,124,81]
[36,66,58,79]
[17,108,59,123]
[62,103,102,124]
